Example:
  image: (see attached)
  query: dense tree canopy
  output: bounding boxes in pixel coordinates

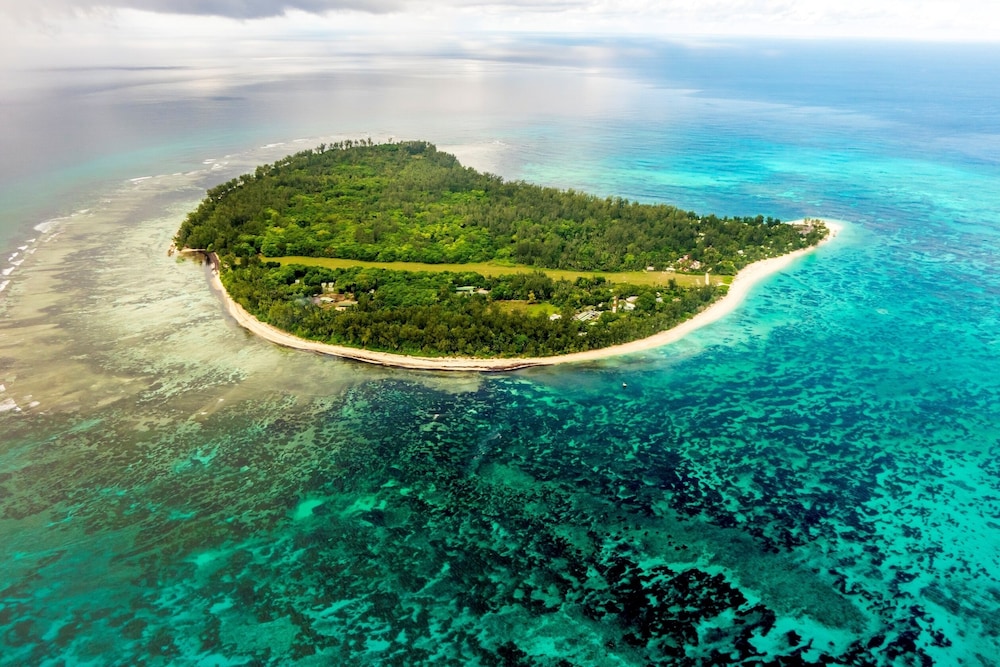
[177,140,827,358]
[220,263,720,357]
[176,140,825,273]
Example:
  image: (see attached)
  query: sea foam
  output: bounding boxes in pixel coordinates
[34,218,61,234]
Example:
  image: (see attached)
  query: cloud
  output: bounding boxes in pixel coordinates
[0,0,996,39]
[0,0,403,20]
[0,0,609,21]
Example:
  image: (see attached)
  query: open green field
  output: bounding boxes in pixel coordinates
[267,256,731,288]
[493,300,560,317]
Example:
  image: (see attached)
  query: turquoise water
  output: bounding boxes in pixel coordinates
[2,41,1000,664]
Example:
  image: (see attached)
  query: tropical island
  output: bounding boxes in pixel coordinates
[175,140,832,370]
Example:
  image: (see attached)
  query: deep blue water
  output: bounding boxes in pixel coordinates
[1,39,999,665]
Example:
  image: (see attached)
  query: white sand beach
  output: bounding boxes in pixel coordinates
[205,219,842,372]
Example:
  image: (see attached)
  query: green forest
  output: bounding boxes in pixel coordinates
[176,140,828,358]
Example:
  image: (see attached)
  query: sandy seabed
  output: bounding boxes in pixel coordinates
[206,219,842,372]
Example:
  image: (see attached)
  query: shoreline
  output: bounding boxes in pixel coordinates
[200,219,842,372]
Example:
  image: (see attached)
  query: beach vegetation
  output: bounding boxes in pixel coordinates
[177,140,826,358]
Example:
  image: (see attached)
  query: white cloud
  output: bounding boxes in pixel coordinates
[0,0,997,65]
[0,0,401,20]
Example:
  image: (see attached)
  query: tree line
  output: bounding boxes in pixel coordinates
[176,141,826,274]
[221,262,720,357]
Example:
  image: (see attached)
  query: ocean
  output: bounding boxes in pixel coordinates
[1,39,999,665]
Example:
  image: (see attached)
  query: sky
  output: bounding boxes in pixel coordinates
[0,0,998,73]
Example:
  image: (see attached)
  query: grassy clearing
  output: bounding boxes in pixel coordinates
[267,256,731,287]
[493,300,560,317]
